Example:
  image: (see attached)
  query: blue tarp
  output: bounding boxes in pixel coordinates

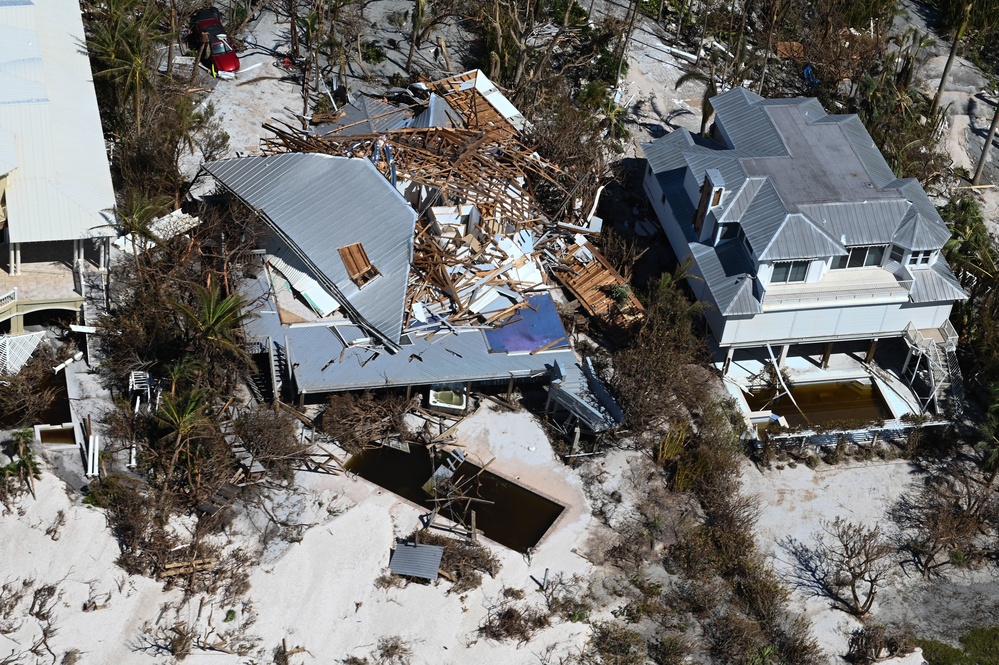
[484,294,570,354]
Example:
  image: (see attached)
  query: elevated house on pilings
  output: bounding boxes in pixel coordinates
[642,87,968,430]
[0,0,114,350]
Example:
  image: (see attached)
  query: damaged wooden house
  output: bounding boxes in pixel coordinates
[198,71,625,438]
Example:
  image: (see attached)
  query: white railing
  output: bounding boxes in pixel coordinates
[0,287,16,308]
[763,280,911,306]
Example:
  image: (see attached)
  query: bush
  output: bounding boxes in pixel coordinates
[403,530,499,594]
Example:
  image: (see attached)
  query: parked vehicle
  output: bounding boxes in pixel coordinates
[188,6,239,75]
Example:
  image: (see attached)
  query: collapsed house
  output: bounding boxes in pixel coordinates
[199,71,626,436]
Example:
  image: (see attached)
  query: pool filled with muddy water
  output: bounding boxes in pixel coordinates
[346,445,564,553]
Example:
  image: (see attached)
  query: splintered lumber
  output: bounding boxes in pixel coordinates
[157,558,218,578]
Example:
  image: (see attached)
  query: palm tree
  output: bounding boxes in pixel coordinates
[156,390,206,478]
[86,0,165,135]
[406,0,427,72]
[172,284,249,358]
[114,193,171,277]
[675,62,718,136]
[973,101,999,185]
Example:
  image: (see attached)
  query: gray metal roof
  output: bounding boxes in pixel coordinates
[711,87,788,156]
[816,114,897,187]
[412,94,461,129]
[798,200,912,246]
[910,261,968,303]
[736,180,787,254]
[0,0,116,243]
[760,213,846,261]
[642,130,695,175]
[389,543,444,580]
[690,240,761,316]
[204,153,417,346]
[312,95,413,137]
[243,274,578,392]
[892,208,952,251]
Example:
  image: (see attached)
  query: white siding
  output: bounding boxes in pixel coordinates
[722,301,955,346]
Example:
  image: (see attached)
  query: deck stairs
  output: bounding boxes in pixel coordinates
[218,404,266,478]
[903,322,965,416]
[246,336,286,403]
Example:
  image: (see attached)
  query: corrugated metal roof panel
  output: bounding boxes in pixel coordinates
[798,200,912,246]
[204,153,417,344]
[0,0,116,243]
[690,240,761,316]
[910,261,968,303]
[711,87,788,156]
[892,208,951,251]
[312,95,412,136]
[760,213,846,261]
[389,543,444,580]
[412,94,460,129]
[738,180,787,254]
[641,130,695,175]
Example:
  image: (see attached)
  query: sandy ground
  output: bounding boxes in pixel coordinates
[2,403,595,663]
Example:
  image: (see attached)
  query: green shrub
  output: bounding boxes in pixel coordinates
[915,639,971,665]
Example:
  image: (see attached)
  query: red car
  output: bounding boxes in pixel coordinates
[189,7,239,75]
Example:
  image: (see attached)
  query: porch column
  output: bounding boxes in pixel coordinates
[778,344,790,367]
[9,314,23,333]
[7,242,12,275]
[98,238,107,273]
[11,242,19,275]
[722,346,735,375]
[865,338,878,364]
[821,343,833,369]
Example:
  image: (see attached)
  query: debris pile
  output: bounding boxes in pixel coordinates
[262,70,644,337]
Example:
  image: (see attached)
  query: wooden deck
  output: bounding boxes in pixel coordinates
[553,241,644,339]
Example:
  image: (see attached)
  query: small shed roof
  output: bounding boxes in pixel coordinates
[389,542,445,581]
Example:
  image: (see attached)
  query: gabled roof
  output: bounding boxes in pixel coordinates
[759,213,846,261]
[798,199,913,246]
[0,0,116,243]
[203,153,417,346]
[691,240,761,316]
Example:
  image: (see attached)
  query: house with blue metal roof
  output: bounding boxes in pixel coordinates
[642,87,967,415]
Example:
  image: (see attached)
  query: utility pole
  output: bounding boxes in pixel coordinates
[615,0,641,86]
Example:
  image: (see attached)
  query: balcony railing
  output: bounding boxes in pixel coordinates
[762,279,912,306]
[0,287,16,309]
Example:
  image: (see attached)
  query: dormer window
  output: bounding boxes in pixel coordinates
[338,242,379,287]
[908,250,934,268]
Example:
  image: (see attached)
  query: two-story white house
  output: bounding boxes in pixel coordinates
[642,87,967,380]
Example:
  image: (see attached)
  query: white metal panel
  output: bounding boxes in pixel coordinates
[0,0,116,244]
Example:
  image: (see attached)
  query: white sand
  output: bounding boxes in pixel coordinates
[741,460,919,659]
[2,404,594,663]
